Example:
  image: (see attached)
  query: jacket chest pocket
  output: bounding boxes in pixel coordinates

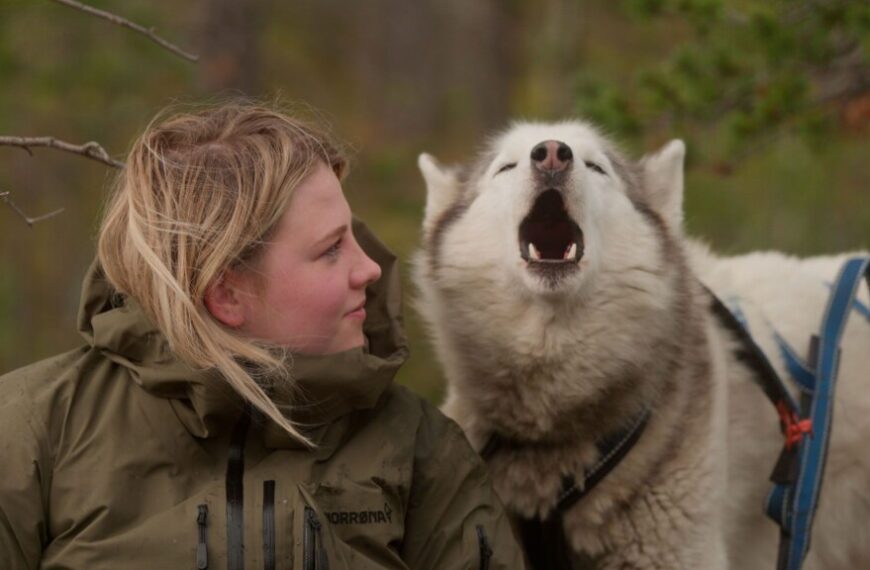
[261,482,330,570]
[301,479,407,569]
[190,479,404,569]
[189,482,330,570]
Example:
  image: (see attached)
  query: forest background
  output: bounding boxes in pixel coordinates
[1,0,867,402]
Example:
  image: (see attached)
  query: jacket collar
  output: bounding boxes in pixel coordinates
[78,220,409,445]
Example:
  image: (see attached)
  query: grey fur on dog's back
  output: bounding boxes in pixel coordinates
[413,121,870,569]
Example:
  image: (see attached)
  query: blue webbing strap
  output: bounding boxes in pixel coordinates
[825,282,870,321]
[775,256,870,570]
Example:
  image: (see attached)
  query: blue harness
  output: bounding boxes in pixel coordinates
[711,256,870,570]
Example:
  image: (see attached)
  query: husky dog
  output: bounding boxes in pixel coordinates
[413,121,870,569]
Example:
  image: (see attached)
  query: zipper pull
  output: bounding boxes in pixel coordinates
[196,504,209,569]
[306,507,322,531]
[304,506,329,570]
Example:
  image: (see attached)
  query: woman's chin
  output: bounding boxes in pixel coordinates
[324,327,367,354]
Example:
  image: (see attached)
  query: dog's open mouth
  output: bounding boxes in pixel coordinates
[519,189,584,272]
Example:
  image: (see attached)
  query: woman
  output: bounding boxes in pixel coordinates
[0,102,526,569]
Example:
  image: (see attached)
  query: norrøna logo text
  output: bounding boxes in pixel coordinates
[325,503,392,525]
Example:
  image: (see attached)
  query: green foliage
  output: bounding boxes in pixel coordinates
[626,0,722,33]
[579,0,869,165]
[575,78,642,137]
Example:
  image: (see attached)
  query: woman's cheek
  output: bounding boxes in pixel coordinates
[309,273,348,319]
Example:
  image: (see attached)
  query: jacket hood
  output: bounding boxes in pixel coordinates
[78,219,409,444]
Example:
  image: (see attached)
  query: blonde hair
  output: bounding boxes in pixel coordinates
[98,100,347,445]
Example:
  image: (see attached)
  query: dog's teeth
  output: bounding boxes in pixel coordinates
[529,243,542,261]
[564,242,577,261]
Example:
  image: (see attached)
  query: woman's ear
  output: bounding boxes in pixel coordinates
[203,272,247,328]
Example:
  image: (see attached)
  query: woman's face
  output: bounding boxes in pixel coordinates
[233,162,382,354]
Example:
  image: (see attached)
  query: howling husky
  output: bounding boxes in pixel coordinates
[413,121,870,569]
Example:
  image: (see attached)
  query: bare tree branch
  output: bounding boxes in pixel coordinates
[0,191,65,227]
[0,136,124,169]
[50,0,199,62]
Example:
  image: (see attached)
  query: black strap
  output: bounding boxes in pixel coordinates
[481,407,650,516]
[478,390,651,569]
[705,286,794,413]
[705,286,807,485]
[517,513,576,570]
[554,407,651,514]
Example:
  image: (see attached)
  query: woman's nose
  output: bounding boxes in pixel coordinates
[351,245,382,288]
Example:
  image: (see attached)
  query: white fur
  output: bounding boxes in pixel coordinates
[691,245,870,569]
[640,139,686,232]
[413,120,870,569]
[418,153,462,235]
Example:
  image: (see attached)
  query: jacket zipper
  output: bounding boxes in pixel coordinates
[196,504,209,570]
[303,506,329,570]
[476,525,493,570]
[226,409,251,570]
[263,481,276,570]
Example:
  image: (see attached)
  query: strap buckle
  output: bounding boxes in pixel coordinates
[776,401,812,451]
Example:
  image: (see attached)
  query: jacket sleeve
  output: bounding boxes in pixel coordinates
[0,374,51,570]
[400,402,527,570]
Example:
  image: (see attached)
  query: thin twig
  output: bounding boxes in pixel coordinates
[50,0,199,62]
[0,136,124,169]
[0,191,65,227]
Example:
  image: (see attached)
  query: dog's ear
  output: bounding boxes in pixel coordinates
[640,139,685,231]
[418,153,461,233]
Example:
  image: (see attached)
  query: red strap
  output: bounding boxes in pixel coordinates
[776,401,813,451]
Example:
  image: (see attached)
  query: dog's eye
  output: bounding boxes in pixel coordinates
[495,162,517,176]
[584,160,606,175]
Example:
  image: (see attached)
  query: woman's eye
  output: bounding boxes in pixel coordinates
[584,160,606,175]
[495,162,517,176]
[322,238,342,259]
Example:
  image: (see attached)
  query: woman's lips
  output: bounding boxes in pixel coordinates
[346,308,366,320]
[345,299,367,319]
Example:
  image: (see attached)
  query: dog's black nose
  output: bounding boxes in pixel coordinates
[531,140,573,172]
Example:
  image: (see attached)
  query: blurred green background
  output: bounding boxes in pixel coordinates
[1,0,867,403]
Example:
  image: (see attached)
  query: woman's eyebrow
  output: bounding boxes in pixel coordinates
[314,224,348,247]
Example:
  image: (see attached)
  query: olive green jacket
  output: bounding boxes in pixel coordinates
[0,225,526,570]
